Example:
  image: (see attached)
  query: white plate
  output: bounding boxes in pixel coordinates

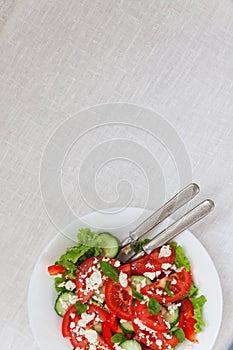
[28,208,222,350]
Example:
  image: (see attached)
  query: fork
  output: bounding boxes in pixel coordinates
[116,184,214,263]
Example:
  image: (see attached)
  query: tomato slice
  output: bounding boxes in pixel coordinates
[109,313,123,333]
[180,298,198,343]
[133,319,178,350]
[141,268,192,304]
[105,278,133,321]
[130,246,175,275]
[70,328,111,349]
[87,304,109,323]
[102,321,114,348]
[62,305,77,337]
[118,263,131,276]
[48,265,65,276]
[76,257,118,303]
[134,300,168,332]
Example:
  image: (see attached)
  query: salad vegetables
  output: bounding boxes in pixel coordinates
[48,228,206,350]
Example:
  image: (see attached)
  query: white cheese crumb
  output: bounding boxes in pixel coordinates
[65,280,76,291]
[143,272,156,280]
[119,271,128,288]
[162,263,172,270]
[89,345,96,350]
[159,245,172,258]
[84,329,98,344]
[114,261,121,267]
[156,339,163,347]
[78,312,95,328]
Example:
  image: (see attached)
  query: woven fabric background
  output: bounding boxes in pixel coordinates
[1,0,233,349]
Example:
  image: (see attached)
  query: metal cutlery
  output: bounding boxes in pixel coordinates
[116,184,214,263]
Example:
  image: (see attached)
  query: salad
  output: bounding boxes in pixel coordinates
[48,228,206,350]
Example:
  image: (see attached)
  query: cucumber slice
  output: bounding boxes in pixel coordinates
[54,292,77,317]
[131,275,151,292]
[98,232,120,258]
[120,320,135,334]
[93,323,102,334]
[163,307,180,327]
[120,340,142,350]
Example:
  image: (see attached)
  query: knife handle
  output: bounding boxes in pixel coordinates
[142,199,215,255]
[129,183,200,242]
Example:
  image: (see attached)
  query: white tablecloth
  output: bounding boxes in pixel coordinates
[1,1,233,349]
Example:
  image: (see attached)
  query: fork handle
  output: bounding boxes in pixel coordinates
[142,199,214,255]
[129,183,200,242]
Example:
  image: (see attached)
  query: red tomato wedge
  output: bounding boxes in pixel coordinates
[134,301,169,332]
[133,319,178,350]
[76,257,118,303]
[88,304,109,323]
[180,298,198,343]
[62,305,77,337]
[141,268,192,304]
[118,263,131,276]
[105,278,133,321]
[62,304,112,349]
[109,313,123,333]
[102,321,114,348]
[48,265,65,276]
[130,246,175,275]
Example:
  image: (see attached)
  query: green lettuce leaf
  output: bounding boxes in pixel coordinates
[170,241,191,271]
[54,276,66,293]
[186,281,198,297]
[190,295,207,333]
[55,228,103,279]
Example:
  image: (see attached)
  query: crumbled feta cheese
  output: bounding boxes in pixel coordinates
[85,270,102,293]
[143,272,156,280]
[114,261,121,267]
[114,344,123,350]
[145,262,154,269]
[156,288,163,296]
[89,345,96,350]
[78,312,95,327]
[120,319,127,323]
[119,271,128,288]
[156,339,163,347]
[68,294,78,304]
[84,329,98,344]
[159,245,172,258]
[171,278,177,285]
[65,280,76,291]
[161,263,172,270]
[70,321,76,329]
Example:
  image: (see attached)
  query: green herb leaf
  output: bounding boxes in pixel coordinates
[75,300,88,315]
[165,281,174,297]
[148,297,160,315]
[100,261,119,282]
[110,333,127,344]
[172,327,185,342]
[170,242,191,271]
[132,288,144,301]
[133,238,151,253]
[190,295,207,333]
